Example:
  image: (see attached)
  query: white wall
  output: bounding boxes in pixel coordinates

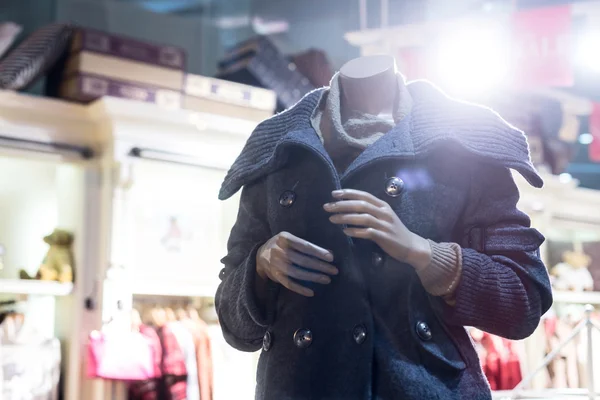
[0,155,59,278]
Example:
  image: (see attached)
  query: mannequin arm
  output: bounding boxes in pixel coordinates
[215,178,275,352]
[434,163,553,340]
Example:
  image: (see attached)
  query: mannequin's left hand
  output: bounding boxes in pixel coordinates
[324,189,431,270]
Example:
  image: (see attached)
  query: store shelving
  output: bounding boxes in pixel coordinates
[0,84,268,400]
[552,290,600,305]
[130,281,218,298]
[0,278,73,296]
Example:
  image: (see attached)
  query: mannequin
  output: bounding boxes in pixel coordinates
[338,55,398,119]
[216,53,551,400]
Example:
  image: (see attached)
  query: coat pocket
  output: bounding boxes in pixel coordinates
[409,286,467,373]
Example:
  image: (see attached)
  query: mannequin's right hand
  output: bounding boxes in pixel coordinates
[256,232,338,297]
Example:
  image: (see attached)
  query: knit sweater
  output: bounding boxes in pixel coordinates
[311,72,462,298]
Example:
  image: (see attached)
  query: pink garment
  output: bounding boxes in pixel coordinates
[87,328,161,381]
[180,318,213,400]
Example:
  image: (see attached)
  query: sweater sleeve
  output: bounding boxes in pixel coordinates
[433,163,553,340]
[416,241,463,298]
[215,178,277,352]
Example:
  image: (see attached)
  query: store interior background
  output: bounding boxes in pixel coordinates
[2,0,600,399]
[3,0,600,188]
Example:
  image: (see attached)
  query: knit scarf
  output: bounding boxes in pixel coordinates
[312,72,413,172]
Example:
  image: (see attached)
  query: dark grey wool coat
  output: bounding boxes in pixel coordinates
[216,81,553,400]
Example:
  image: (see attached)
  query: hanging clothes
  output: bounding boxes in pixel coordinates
[1,310,61,400]
[127,325,163,400]
[180,316,213,400]
[471,330,523,391]
[168,321,199,400]
[156,324,188,400]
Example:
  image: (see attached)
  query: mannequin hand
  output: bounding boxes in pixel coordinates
[256,232,338,297]
[324,189,431,270]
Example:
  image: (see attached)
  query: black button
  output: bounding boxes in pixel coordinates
[279,190,297,207]
[353,324,367,345]
[263,331,273,352]
[384,177,404,197]
[219,268,226,280]
[416,321,432,341]
[372,252,384,266]
[293,328,313,348]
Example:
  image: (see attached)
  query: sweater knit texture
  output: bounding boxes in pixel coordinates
[219,80,543,201]
[311,72,463,298]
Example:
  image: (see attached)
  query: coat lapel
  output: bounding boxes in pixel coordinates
[219,81,543,201]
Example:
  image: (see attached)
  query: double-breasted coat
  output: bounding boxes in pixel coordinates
[216,81,553,400]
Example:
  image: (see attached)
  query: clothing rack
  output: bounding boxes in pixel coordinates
[496,304,600,399]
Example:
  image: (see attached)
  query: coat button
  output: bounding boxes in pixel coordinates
[263,331,273,352]
[293,328,313,348]
[416,321,432,341]
[279,190,296,207]
[353,324,367,345]
[384,177,404,197]
[372,252,384,266]
[219,268,226,280]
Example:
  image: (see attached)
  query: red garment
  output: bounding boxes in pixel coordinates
[128,325,162,400]
[181,318,213,400]
[475,331,523,391]
[157,325,188,400]
[501,341,523,390]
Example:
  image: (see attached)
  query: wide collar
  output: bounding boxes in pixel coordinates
[219,80,543,200]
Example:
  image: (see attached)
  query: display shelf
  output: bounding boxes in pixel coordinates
[0,279,73,296]
[130,281,217,298]
[552,290,600,305]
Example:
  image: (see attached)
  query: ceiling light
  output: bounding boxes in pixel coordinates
[431,24,510,98]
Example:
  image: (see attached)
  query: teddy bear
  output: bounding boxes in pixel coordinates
[550,248,594,292]
[19,229,75,283]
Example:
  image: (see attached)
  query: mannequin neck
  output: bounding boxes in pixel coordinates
[338,55,398,118]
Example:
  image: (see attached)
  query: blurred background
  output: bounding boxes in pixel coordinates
[1,1,600,400]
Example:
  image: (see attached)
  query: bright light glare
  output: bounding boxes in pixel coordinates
[433,27,510,98]
[576,31,600,73]
[559,173,573,183]
[579,133,594,145]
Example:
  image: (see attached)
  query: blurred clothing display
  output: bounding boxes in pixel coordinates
[155,324,188,400]
[471,313,600,392]
[470,329,523,391]
[168,321,199,400]
[86,307,214,400]
[1,305,61,400]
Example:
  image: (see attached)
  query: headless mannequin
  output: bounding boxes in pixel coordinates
[312,54,407,173]
[338,55,399,120]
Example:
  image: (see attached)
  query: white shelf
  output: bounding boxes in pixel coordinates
[0,279,73,296]
[130,281,217,298]
[552,290,600,305]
